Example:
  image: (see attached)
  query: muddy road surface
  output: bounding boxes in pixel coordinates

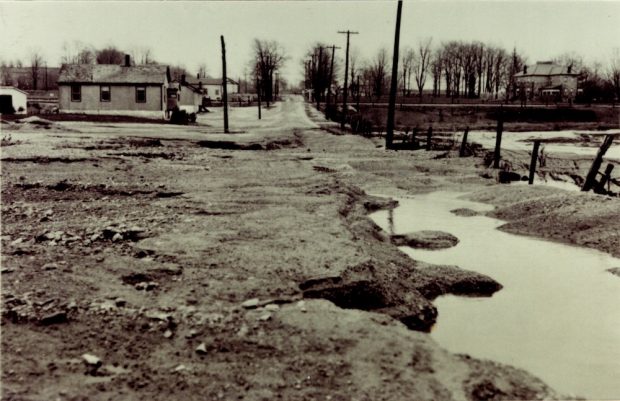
[4,96,616,400]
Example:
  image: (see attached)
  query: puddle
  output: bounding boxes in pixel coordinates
[370,192,620,399]
[462,129,620,160]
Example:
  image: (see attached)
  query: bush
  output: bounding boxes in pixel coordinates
[170,109,189,125]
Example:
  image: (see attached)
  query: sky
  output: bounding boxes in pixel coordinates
[1,0,619,85]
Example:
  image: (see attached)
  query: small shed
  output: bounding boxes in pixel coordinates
[0,86,28,114]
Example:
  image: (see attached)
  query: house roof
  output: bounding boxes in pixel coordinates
[58,64,168,84]
[180,76,238,86]
[515,62,578,77]
[0,86,29,95]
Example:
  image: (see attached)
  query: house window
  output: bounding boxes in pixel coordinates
[215,89,220,96]
[136,86,146,103]
[71,85,81,102]
[100,86,111,102]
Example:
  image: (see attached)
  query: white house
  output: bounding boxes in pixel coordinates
[0,86,28,114]
[201,77,239,101]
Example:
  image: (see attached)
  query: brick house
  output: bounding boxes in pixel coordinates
[57,56,169,119]
[514,61,579,101]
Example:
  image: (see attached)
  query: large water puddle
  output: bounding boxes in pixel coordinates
[462,129,620,161]
[370,192,620,399]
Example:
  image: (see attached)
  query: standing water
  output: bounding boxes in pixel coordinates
[370,192,620,399]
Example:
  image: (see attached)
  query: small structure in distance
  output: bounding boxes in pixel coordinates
[514,61,579,102]
[0,86,28,114]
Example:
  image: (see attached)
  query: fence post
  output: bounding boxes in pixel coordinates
[595,163,615,194]
[528,140,541,184]
[459,127,469,157]
[426,126,433,151]
[582,135,615,192]
[493,116,503,168]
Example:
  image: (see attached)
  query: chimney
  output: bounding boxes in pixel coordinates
[523,65,528,74]
[197,73,200,79]
[124,54,131,67]
[568,65,572,74]
[181,74,186,84]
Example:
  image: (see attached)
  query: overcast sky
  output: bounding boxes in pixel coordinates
[1,0,619,84]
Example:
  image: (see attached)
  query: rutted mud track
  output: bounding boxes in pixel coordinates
[1,98,600,400]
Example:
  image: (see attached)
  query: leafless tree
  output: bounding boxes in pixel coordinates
[61,41,93,64]
[401,47,414,97]
[493,48,507,99]
[365,48,388,98]
[430,50,442,97]
[608,48,620,101]
[252,39,286,103]
[197,64,208,79]
[96,46,125,65]
[412,38,432,99]
[553,51,584,74]
[303,43,338,105]
[473,42,485,97]
[1,60,13,86]
[169,65,189,82]
[29,51,43,90]
[77,48,95,64]
[348,47,360,86]
[506,47,526,100]
[131,46,156,65]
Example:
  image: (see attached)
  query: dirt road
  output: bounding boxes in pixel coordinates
[3,95,616,400]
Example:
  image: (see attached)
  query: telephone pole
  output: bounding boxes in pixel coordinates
[386,0,402,149]
[326,45,341,107]
[338,30,359,130]
[256,64,262,120]
[221,35,229,133]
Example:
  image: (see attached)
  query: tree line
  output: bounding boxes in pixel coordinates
[0,42,192,90]
[303,38,620,104]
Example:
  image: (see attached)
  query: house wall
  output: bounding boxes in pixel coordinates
[515,75,578,99]
[59,84,167,118]
[0,88,27,114]
[203,83,239,101]
[178,85,202,113]
[551,76,578,95]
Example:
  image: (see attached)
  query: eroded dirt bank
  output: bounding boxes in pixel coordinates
[4,98,613,400]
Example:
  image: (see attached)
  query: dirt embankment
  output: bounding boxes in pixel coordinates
[466,185,620,258]
[1,109,565,401]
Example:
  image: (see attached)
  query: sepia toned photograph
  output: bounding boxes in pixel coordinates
[1,1,619,400]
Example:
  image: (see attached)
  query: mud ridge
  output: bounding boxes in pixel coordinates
[299,182,502,332]
[1,156,99,164]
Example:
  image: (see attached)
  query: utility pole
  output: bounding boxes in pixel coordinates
[326,45,341,107]
[356,75,361,111]
[256,64,262,120]
[221,35,229,133]
[386,0,403,149]
[338,29,359,130]
[315,46,324,109]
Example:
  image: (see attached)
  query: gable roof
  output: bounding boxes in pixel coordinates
[515,62,578,77]
[58,64,168,84]
[181,76,238,86]
[0,86,29,95]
